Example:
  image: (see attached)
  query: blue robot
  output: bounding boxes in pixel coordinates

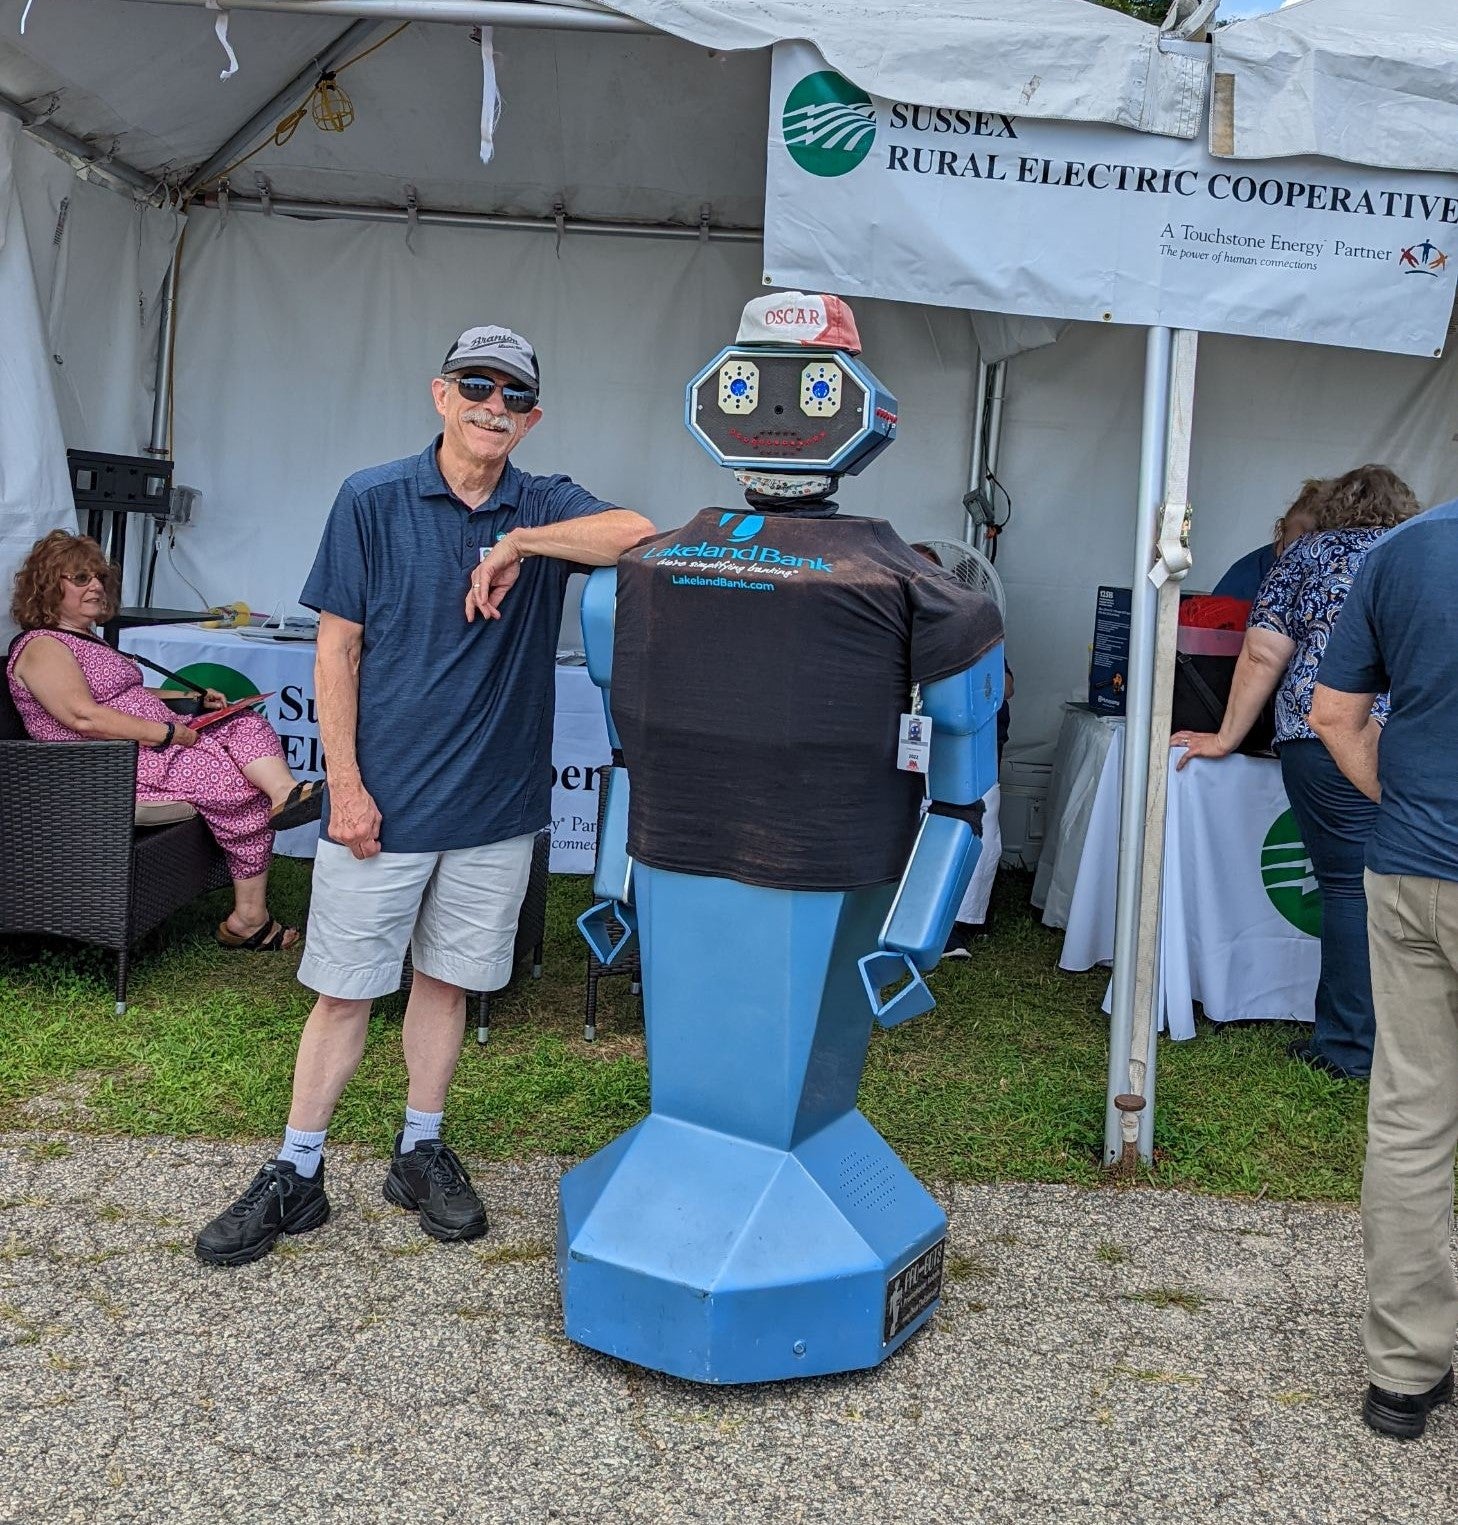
[557,293,1004,1384]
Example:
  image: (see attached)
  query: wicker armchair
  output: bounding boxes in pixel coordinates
[0,684,231,1014]
[399,827,549,1044]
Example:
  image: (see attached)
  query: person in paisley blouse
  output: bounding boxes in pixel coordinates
[7,531,322,952]
[1171,466,1420,1080]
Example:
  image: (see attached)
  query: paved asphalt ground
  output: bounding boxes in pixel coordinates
[2,1131,1456,1525]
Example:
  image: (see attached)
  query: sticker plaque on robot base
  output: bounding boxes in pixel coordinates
[883,1237,946,1344]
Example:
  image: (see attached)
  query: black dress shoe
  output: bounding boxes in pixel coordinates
[383,1134,487,1242]
[1364,1368,1454,1439]
[1286,1038,1369,1081]
[195,1159,331,1267]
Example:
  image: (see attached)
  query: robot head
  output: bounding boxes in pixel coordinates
[685,293,898,500]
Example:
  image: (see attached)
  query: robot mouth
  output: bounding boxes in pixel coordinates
[727,427,830,453]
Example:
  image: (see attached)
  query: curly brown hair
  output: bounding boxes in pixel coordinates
[1272,477,1329,546]
[10,531,119,631]
[1311,465,1420,533]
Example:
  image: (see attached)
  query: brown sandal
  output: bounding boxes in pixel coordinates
[216,918,300,952]
[269,779,325,833]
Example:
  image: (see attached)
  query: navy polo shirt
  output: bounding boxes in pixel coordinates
[1317,499,1458,883]
[300,438,615,853]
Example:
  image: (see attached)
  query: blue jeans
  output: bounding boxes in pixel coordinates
[1278,738,1379,1076]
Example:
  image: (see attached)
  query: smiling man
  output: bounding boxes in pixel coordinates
[195,325,654,1267]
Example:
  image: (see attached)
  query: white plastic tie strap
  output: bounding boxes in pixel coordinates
[1149,500,1193,588]
[205,0,240,80]
[479,26,501,166]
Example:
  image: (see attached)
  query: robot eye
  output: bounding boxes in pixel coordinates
[800,362,842,418]
[717,360,760,415]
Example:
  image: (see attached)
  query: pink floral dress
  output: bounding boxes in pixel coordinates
[7,629,282,881]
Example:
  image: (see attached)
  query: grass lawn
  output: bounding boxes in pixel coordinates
[0,862,1369,1201]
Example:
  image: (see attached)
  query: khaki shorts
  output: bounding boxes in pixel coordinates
[297,834,535,1000]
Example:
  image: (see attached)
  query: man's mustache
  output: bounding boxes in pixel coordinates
[461,409,514,433]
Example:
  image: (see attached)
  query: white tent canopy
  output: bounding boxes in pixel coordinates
[1,0,1455,735]
[1212,0,1458,174]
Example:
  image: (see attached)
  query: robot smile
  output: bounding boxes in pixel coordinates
[726,427,830,452]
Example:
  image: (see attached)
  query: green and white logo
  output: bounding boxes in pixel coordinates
[1260,809,1323,937]
[782,71,876,177]
[173,661,258,703]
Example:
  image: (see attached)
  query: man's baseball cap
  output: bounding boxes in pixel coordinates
[440,325,540,389]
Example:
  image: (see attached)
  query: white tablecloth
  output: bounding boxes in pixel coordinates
[1032,704,1122,929]
[1058,726,1320,1038]
[119,626,609,871]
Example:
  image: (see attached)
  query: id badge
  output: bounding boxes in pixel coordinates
[897,712,930,773]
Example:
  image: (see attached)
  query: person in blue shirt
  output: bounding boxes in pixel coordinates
[195,325,654,1268]
[1210,477,1325,602]
[1311,495,1458,1440]
[1173,464,1419,1079]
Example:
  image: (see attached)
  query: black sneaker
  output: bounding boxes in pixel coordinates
[1364,1368,1454,1439]
[194,1159,331,1267]
[382,1134,487,1243]
[940,922,978,961]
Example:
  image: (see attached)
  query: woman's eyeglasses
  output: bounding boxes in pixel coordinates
[453,375,538,414]
[62,571,105,588]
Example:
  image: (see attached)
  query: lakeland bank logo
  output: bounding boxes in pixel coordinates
[783,71,876,177]
[644,513,833,572]
[720,512,764,542]
[1260,809,1323,937]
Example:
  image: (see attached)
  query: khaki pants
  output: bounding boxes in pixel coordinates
[1362,870,1458,1392]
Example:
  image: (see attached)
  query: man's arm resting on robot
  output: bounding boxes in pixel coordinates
[502,510,657,568]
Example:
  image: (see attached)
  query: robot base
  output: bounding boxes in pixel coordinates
[557,1108,947,1385]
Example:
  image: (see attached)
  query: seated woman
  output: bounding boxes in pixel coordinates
[7,531,322,951]
[1171,466,1420,1080]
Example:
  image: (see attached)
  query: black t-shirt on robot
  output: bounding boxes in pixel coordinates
[611,506,1003,893]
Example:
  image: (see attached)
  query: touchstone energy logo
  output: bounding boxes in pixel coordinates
[782,71,876,177]
[1399,239,1449,275]
[1260,809,1323,937]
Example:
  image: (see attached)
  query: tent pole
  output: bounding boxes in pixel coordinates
[119,0,654,33]
[1124,328,1199,1162]
[147,242,183,460]
[965,357,989,545]
[194,190,761,242]
[1104,325,1172,1170]
[0,92,158,197]
[182,21,389,198]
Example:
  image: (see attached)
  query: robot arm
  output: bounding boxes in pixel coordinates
[858,644,1004,1027]
[576,568,638,968]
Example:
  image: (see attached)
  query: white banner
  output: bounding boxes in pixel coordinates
[765,42,1458,357]
[122,630,612,872]
[550,662,612,875]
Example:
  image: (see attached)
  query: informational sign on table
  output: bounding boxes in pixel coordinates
[121,628,610,871]
[765,42,1458,356]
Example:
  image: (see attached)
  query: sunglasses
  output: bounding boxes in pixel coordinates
[62,571,106,588]
[452,374,538,414]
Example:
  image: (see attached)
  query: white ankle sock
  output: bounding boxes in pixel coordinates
[402,1107,443,1153]
[279,1125,327,1178]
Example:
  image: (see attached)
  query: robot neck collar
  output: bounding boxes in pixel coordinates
[741,491,841,517]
